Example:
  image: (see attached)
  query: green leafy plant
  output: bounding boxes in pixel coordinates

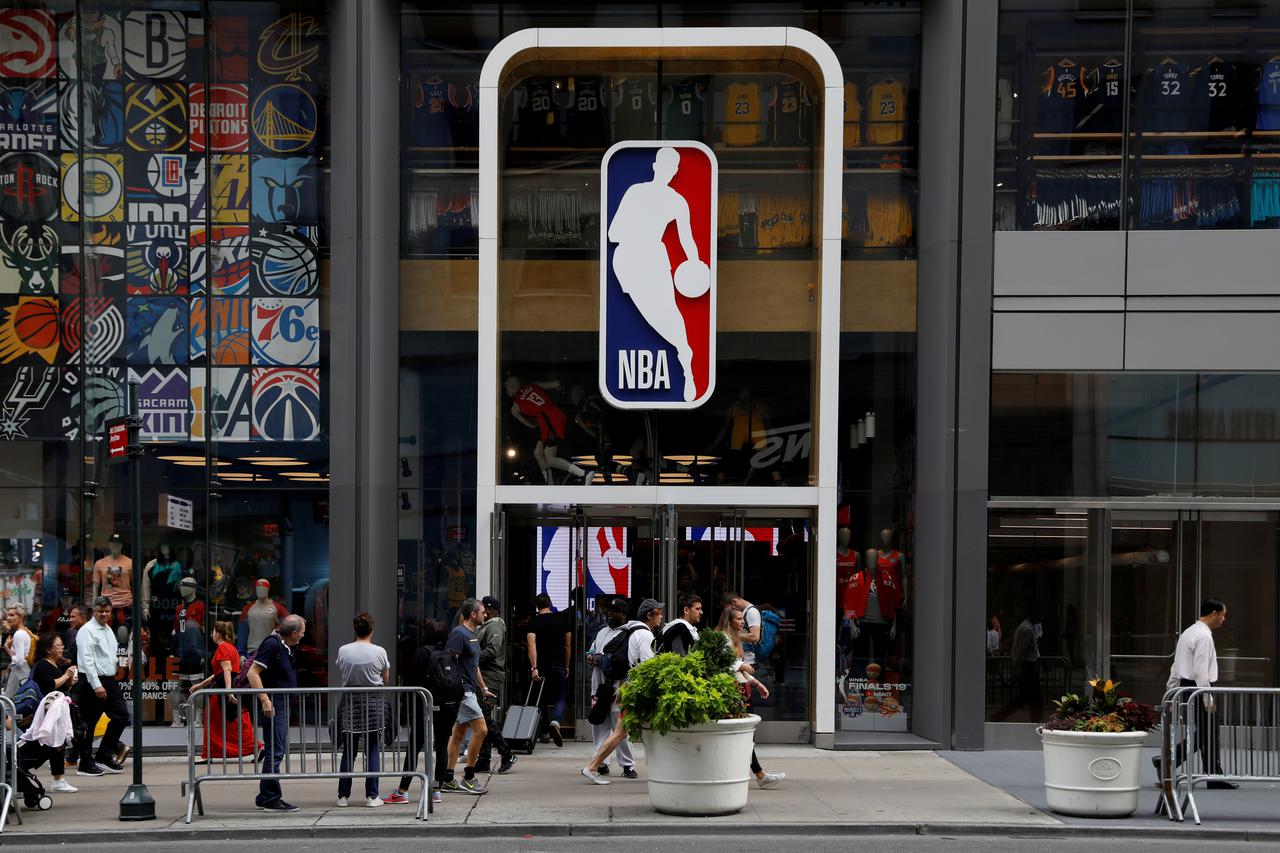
[1043,678,1156,733]
[618,650,746,741]
[690,629,735,676]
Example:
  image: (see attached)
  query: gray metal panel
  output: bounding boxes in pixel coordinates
[1128,230,1280,295]
[329,0,400,677]
[993,231,1127,296]
[992,312,1125,371]
[1125,312,1280,371]
[993,297,1125,312]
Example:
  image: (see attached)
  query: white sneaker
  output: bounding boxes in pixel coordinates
[335,796,349,807]
[366,797,384,808]
[51,780,78,793]
[581,767,609,785]
[757,771,785,789]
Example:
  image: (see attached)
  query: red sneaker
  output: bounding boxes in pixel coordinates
[382,791,410,805]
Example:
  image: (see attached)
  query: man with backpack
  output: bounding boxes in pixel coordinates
[443,598,494,795]
[385,618,461,807]
[581,598,663,784]
[657,594,702,655]
[722,591,782,673]
[585,596,635,778]
[4,605,35,698]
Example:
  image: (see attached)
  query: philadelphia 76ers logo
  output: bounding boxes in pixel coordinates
[600,141,716,409]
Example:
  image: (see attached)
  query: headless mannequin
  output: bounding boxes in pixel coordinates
[878,528,906,607]
[141,544,182,620]
[242,581,284,653]
[93,537,133,644]
[171,577,206,726]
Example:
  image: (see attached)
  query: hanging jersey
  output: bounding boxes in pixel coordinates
[1197,61,1245,132]
[516,77,562,146]
[1142,61,1189,132]
[723,82,763,146]
[664,79,704,139]
[612,78,655,141]
[865,192,912,247]
[1038,60,1081,133]
[1260,61,1280,130]
[718,190,740,239]
[837,549,859,614]
[411,75,453,147]
[866,78,906,145]
[449,80,479,148]
[844,82,862,148]
[1079,61,1125,132]
[566,76,608,147]
[447,564,467,608]
[771,78,807,145]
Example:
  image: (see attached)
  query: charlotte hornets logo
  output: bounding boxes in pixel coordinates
[600,142,716,409]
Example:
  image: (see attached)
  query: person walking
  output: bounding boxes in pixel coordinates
[444,598,494,795]
[386,618,460,807]
[334,612,391,807]
[4,605,34,697]
[74,597,128,776]
[526,593,570,747]
[993,605,1042,722]
[246,614,307,813]
[475,596,516,775]
[65,605,88,667]
[717,605,785,789]
[721,592,762,666]
[658,594,702,655]
[581,598,663,784]
[1158,597,1236,789]
[585,597,636,778]
[189,621,260,761]
[30,631,78,792]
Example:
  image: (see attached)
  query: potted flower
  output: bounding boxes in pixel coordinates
[1039,678,1158,817]
[618,630,759,816]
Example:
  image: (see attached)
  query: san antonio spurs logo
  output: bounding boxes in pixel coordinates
[0,365,61,439]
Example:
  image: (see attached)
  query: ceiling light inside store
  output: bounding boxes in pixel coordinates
[249,460,308,467]
[172,460,232,467]
[157,455,206,463]
[662,455,719,466]
[243,456,298,462]
[659,473,694,483]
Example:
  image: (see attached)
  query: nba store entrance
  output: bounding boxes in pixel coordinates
[491,503,815,744]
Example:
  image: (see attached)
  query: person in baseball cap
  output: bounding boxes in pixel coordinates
[637,598,664,621]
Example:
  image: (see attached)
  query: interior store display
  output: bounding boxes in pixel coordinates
[238,577,288,653]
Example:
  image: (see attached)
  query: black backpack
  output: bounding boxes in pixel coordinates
[414,645,464,705]
[601,625,644,679]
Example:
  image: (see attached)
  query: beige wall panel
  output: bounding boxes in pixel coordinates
[400,260,479,331]
[841,260,918,332]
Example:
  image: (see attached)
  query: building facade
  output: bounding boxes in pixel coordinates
[8,0,1277,749]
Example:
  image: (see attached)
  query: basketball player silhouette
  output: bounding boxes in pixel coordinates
[608,146,703,402]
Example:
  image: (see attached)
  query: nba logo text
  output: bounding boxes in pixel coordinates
[600,141,716,409]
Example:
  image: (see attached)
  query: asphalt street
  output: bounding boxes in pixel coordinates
[43,836,1268,853]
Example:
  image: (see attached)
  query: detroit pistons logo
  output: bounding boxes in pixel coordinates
[600,142,716,409]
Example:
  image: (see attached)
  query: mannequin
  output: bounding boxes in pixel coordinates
[836,527,859,652]
[845,547,902,668]
[239,579,287,654]
[142,544,183,658]
[93,533,133,644]
[504,376,590,485]
[171,576,206,727]
[878,528,907,607]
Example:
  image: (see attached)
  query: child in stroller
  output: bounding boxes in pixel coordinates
[14,691,83,811]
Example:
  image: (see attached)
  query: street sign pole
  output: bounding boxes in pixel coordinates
[119,378,155,821]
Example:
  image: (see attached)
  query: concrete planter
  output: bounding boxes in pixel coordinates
[1040,728,1149,817]
[644,713,761,816]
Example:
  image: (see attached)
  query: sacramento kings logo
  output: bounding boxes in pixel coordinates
[252,367,319,441]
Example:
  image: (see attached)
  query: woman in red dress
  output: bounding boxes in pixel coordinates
[190,621,260,760]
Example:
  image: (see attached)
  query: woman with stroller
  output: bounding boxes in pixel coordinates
[27,631,78,793]
[188,621,260,761]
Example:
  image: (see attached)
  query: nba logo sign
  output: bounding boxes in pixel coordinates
[600,141,716,409]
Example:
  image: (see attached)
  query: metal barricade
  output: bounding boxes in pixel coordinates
[1156,685,1280,825]
[183,686,434,823]
[0,695,17,831]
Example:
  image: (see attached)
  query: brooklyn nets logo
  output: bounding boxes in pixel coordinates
[251,85,316,153]
[123,11,186,79]
[257,14,320,83]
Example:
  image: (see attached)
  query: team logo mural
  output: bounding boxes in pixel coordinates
[211,154,250,224]
[190,366,251,441]
[190,297,250,365]
[60,153,123,222]
[67,296,125,364]
[600,142,716,409]
[129,366,188,440]
[123,11,186,79]
[126,237,186,295]
[0,365,75,440]
[190,83,248,152]
[211,16,249,81]
[0,151,59,222]
[58,81,124,149]
[125,82,186,151]
[0,82,57,151]
[251,84,316,153]
[257,13,320,83]
[125,152,187,224]
[0,297,61,364]
[251,297,317,365]
[58,226,124,296]
[251,225,316,296]
[0,10,57,79]
[127,296,187,364]
[58,10,123,81]
[251,367,319,441]
[76,366,125,439]
[190,226,250,295]
[0,223,58,296]
[250,156,315,223]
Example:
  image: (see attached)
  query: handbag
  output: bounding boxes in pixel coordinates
[586,681,614,726]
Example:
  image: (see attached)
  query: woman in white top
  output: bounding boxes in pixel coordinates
[717,606,784,789]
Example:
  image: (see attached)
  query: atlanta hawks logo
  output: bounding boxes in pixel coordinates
[600,142,716,409]
[0,10,57,79]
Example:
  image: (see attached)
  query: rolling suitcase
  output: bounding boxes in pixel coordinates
[502,681,544,755]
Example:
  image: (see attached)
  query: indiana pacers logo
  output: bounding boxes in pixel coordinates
[0,152,58,221]
[126,83,187,151]
[251,85,316,153]
[60,153,124,222]
[257,14,320,83]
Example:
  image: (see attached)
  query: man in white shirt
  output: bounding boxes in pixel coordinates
[75,596,130,776]
[1161,597,1234,789]
[585,597,634,778]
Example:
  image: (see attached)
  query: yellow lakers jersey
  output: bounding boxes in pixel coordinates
[844,82,862,148]
[867,78,906,145]
[724,82,763,146]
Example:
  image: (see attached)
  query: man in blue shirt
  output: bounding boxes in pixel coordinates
[443,598,494,795]
[247,614,305,812]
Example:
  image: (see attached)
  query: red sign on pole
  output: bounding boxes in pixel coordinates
[106,417,130,464]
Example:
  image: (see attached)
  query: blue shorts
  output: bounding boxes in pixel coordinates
[455,691,484,725]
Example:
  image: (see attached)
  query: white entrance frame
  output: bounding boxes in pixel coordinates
[476,27,843,739]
